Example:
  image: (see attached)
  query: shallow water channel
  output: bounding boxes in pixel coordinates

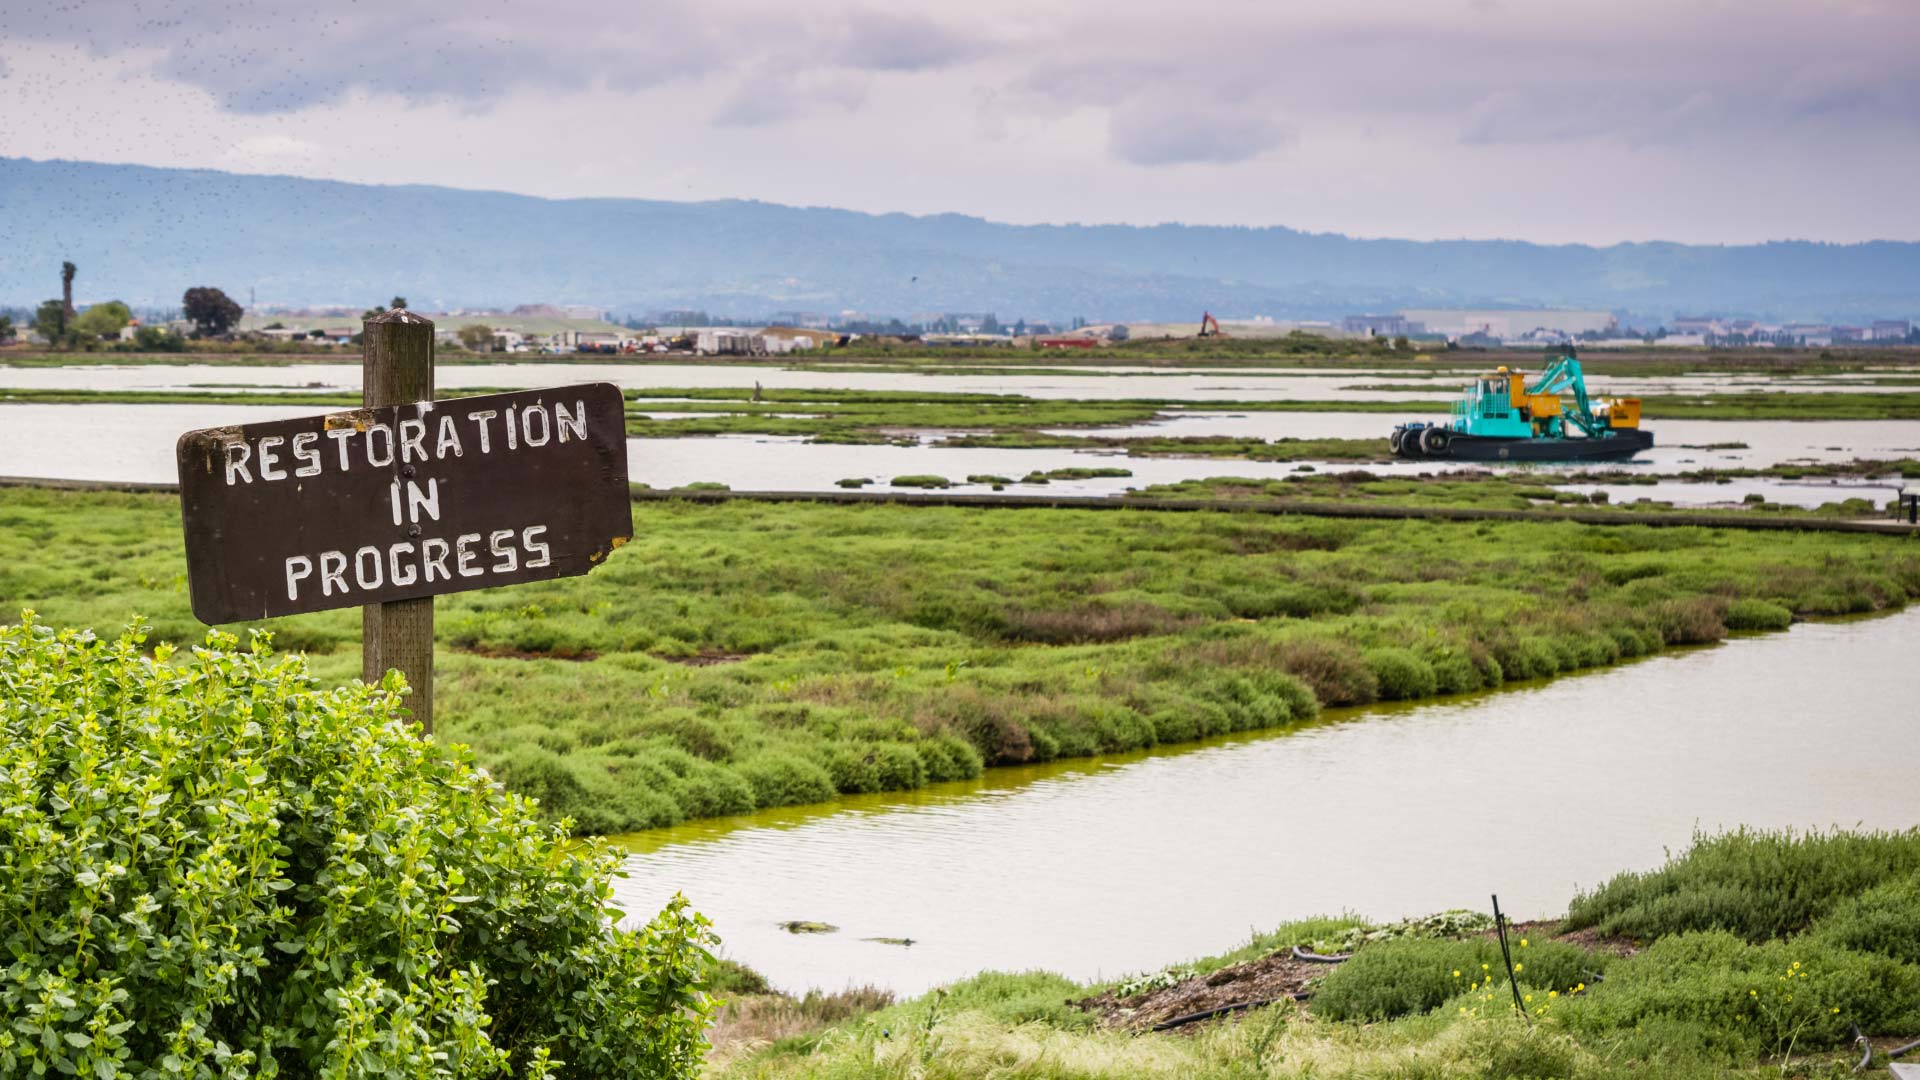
[608,609,1920,997]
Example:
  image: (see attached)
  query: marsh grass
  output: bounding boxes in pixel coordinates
[714,831,1920,1080]
[4,488,1917,834]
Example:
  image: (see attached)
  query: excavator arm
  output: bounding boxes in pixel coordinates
[1527,355,1605,437]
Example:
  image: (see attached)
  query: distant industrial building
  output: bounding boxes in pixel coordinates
[1780,323,1833,346]
[1342,314,1422,337]
[1398,309,1618,339]
[1873,319,1912,340]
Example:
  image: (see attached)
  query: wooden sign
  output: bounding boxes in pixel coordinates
[177,383,631,625]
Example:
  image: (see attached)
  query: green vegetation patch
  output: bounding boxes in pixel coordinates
[890,474,952,489]
[5,488,1918,835]
[0,617,714,1078]
[713,830,1920,1080]
[1567,826,1920,941]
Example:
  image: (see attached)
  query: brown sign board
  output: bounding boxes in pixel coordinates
[177,383,631,624]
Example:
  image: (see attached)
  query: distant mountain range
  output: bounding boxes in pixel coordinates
[3,156,1917,323]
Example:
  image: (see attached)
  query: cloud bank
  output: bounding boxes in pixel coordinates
[2,0,1917,242]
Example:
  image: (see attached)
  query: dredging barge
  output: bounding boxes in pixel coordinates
[1390,349,1653,462]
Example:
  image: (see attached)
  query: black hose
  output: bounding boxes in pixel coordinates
[1852,1024,1872,1073]
[1492,895,1531,1026]
[1889,1035,1920,1059]
[1290,945,1351,963]
[1149,993,1310,1032]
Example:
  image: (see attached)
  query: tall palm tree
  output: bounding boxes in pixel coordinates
[61,262,76,319]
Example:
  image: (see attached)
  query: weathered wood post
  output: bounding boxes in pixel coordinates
[362,309,436,731]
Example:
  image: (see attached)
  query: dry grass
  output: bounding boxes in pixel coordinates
[707,986,894,1067]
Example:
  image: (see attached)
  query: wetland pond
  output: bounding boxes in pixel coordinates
[609,609,1920,997]
[1,359,1909,401]
[1,402,1914,509]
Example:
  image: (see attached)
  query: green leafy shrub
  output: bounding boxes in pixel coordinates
[1313,937,1600,1022]
[1199,670,1318,730]
[1561,930,1920,1053]
[1424,650,1483,695]
[1366,647,1439,700]
[1806,872,1920,965]
[1566,827,1920,941]
[737,751,839,808]
[0,618,716,1078]
[1723,597,1793,632]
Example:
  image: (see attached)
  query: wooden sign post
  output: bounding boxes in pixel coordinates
[361,310,438,729]
[174,318,633,737]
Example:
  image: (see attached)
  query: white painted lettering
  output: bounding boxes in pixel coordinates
[389,480,404,526]
[521,403,550,447]
[224,442,253,485]
[467,410,497,453]
[488,529,518,573]
[319,551,348,596]
[455,532,483,577]
[407,478,441,523]
[284,555,313,600]
[523,525,551,568]
[388,543,419,587]
[292,432,321,477]
[256,436,286,481]
[353,546,383,590]
[365,423,395,467]
[556,400,587,443]
[435,414,464,458]
[422,538,451,582]
[326,428,355,470]
[504,406,519,450]
[399,418,428,463]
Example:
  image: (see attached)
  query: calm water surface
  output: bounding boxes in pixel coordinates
[609,610,1920,996]
[4,360,1908,400]
[2,403,1911,509]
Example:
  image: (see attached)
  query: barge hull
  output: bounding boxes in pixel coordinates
[1395,428,1653,463]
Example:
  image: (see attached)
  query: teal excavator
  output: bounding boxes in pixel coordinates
[1390,348,1653,462]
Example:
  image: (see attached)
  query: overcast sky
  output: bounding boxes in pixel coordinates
[3,0,1917,245]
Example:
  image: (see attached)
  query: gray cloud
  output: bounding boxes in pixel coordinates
[3,0,1919,243]
[8,0,717,112]
[995,1,1920,162]
[836,11,993,72]
[1108,98,1293,166]
[712,72,871,128]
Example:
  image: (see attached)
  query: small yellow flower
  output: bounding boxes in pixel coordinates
[1832,1008,1841,1014]
[1549,990,1558,998]
[1482,963,1490,971]
[1453,970,1461,978]
[1750,990,1758,998]
[1520,938,1529,948]
[1514,963,1524,972]
[1525,994,1534,1003]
